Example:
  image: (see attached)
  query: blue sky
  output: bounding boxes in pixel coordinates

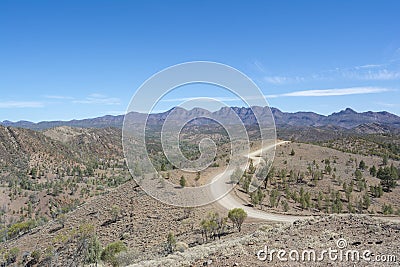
[1,0,400,122]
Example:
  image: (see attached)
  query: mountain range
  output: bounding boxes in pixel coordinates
[1,107,400,131]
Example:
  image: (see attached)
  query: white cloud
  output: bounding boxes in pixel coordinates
[44,95,74,100]
[73,94,120,105]
[269,87,391,98]
[256,59,400,84]
[343,69,400,80]
[354,64,385,69]
[263,75,305,84]
[0,101,44,108]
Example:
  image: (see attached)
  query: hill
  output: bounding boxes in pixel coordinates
[2,107,400,130]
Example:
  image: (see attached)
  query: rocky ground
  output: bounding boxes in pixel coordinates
[133,215,400,267]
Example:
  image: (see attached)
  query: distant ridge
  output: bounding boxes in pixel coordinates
[1,107,400,130]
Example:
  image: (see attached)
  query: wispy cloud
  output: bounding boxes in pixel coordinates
[73,94,121,105]
[159,95,268,103]
[263,75,305,85]
[256,60,400,84]
[354,63,385,69]
[158,87,390,102]
[0,101,44,108]
[342,69,400,80]
[44,95,74,100]
[266,87,391,98]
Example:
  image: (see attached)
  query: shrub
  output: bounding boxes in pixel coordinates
[179,175,186,188]
[175,242,189,253]
[115,250,139,266]
[8,219,36,239]
[30,250,41,264]
[101,241,127,267]
[5,247,19,265]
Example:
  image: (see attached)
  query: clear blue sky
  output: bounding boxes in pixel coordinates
[1,0,399,122]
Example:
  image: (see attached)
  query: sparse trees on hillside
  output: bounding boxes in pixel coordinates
[250,188,265,209]
[200,211,228,242]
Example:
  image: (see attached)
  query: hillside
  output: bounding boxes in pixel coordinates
[1,132,399,266]
[0,125,130,249]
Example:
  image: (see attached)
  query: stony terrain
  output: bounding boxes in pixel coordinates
[133,215,400,267]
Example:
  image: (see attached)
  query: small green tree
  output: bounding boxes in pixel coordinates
[264,167,275,188]
[269,189,279,208]
[179,175,186,188]
[250,191,260,207]
[382,155,388,166]
[282,200,289,212]
[369,165,377,177]
[359,160,366,170]
[290,148,295,156]
[355,169,362,180]
[382,203,393,215]
[85,235,102,266]
[166,232,176,254]
[363,193,370,210]
[111,205,120,222]
[242,175,251,193]
[228,208,247,232]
